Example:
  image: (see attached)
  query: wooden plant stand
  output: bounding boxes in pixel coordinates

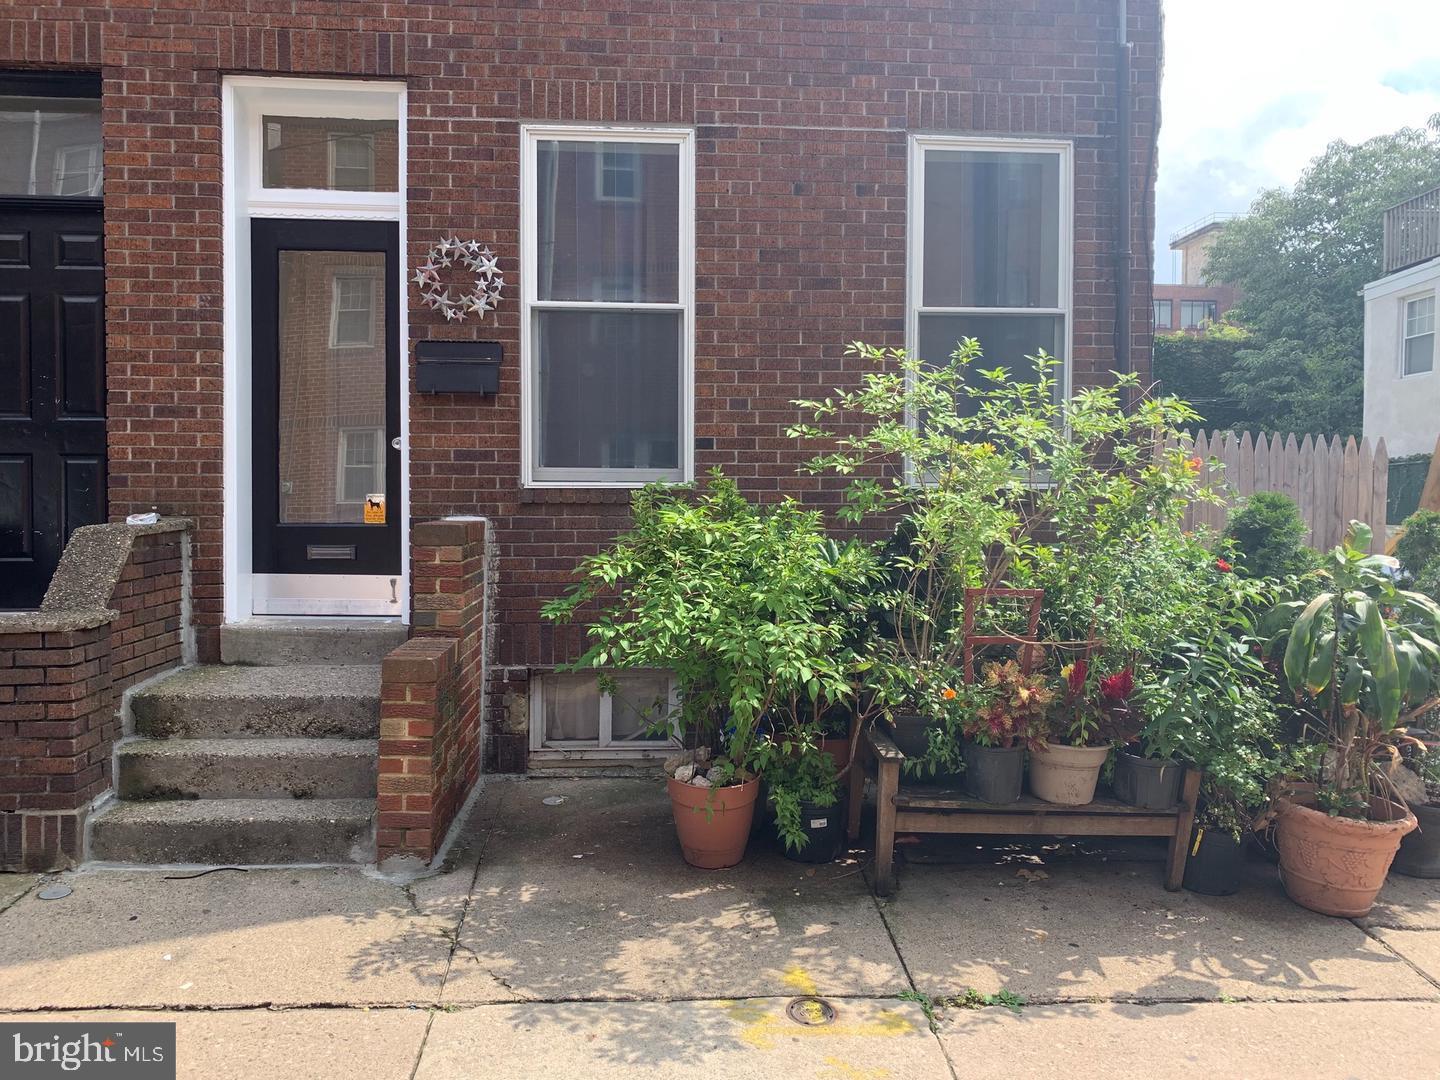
[846,721,1201,896]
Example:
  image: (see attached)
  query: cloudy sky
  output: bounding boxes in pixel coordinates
[1154,0,1440,282]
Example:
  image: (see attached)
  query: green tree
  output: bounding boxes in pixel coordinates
[1151,322,1251,431]
[1204,117,1440,437]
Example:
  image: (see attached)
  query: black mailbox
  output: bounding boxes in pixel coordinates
[415,341,502,394]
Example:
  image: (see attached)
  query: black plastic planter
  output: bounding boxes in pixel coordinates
[1393,801,1440,878]
[1182,825,1245,895]
[1113,751,1182,810]
[888,713,933,760]
[961,741,1024,804]
[781,797,847,863]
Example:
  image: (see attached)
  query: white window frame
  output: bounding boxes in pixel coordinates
[1401,292,1436,378]
[520,123,695,488]
[328,131,376,191]
[594,145,642,202]
[329,273,376,348]
[528,670,681,756]
[336,426,384,505]
[906,134,1073,414]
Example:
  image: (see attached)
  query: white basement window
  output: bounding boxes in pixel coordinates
[1403,294,1435,377]
[529,671,678,752]
[521,125,694,486]
[908,135,1071,411]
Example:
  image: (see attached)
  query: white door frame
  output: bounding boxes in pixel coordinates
[221,76,409,622]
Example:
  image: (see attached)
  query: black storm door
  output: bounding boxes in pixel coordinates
[0,202,106,609]
[250,218,400,576]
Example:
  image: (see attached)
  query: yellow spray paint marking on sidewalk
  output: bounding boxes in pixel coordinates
[718,998,915,1051]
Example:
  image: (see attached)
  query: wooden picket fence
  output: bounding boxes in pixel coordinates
[1170,431,1389,553]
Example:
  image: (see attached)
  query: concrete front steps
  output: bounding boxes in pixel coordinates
[89,624,390,866]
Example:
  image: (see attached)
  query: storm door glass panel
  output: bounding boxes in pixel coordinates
[922,149,1060,309]
[609,673,672,742]
[277,251,387,524]
[536,309,682,471]
[0,97,102,196]
[262,116,397,192]
[535,140,679,302]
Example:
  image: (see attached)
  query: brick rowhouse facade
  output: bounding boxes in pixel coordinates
[1,1,1161,772]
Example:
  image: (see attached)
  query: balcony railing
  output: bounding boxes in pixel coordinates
[1384,186,1440,275]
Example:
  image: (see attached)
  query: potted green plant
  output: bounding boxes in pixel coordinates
[1393,740,1440,878]
[952,660,1052,804]
[1029,658,1113,805]
[1265,521,1440,916]
[753,726,846,863]
[788,340,1209,781]
[542,472,879,870]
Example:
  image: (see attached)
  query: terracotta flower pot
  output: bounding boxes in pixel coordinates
[1274,796,1417,917]
[1029,743,1109,806]
[667,777,760,869]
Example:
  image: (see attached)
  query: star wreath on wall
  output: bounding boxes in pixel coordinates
[412,237,505,323]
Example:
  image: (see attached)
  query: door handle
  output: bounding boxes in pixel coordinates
[390,437,402,450]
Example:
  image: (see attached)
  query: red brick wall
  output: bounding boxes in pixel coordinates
[0,1,1162,673]
[0,527,190,871]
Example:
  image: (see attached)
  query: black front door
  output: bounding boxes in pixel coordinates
[250,218,400,577]
[0,202,106,609]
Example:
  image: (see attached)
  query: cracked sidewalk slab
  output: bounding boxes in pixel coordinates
[438,779,908,1004]
[0,1008,431,1080]
[416,998,952,1080]
[935,1000,1440,1078]
[878,861,1440,1003]
[0,868,456,1010]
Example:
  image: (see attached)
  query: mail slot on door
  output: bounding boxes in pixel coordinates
[415,341,502,394]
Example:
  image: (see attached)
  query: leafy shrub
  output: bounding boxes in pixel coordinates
[1397,509,1440,597]
[541,471,881,782]
[1221,491,1318,581]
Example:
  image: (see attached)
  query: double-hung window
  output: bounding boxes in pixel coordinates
[909,136,1071,411]
[330,274,375,348]
[337,428,383,505]
[521,125,693,486]
[1403,294,1435,377]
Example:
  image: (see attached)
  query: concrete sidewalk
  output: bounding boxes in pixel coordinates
[1,777,1438,1078]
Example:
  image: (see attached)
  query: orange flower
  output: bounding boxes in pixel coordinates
[1186,455,1203,472]
[941,687,957,701]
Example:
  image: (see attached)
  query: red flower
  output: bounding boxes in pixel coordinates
[1098,669,1135,703]
[1067,658,1089,696]
[1215,558,1233,573]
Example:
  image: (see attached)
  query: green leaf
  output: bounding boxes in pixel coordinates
[1306,630,1337,695]
[1283,593,1331,693]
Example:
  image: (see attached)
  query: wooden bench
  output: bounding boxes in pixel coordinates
[846,721,1201,896]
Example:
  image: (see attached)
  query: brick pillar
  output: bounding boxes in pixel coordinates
[376,519,489,868]
[377,639,458,865]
